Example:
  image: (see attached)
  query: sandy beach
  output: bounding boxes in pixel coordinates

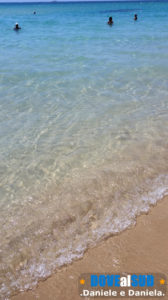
[12,195,168,300]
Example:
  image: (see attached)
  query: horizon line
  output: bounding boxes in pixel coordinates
[0,0,166,3]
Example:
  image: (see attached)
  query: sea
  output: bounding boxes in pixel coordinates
[0,1,168,298]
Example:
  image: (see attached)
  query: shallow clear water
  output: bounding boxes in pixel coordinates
[0,1,168,298]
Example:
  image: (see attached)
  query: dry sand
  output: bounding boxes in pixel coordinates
[12,196,168,300]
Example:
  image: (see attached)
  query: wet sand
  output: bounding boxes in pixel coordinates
[12,196,168,300]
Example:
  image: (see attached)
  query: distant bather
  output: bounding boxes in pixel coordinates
[134,14,138,21]
[14,23,21,30]
[108,17,113,25]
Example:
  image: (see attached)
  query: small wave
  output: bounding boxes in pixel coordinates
[0,174,168,299]
[99,9,141,14]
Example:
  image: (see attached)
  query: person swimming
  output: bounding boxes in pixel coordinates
[14,23,21,30]
[33,11,36,15]
[108,16,113,25]
[134,14,138,21]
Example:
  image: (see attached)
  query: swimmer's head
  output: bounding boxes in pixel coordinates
[14,23,21,30]
[108,16,113,25]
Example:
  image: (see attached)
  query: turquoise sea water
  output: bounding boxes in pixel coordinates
[0,1,168,298]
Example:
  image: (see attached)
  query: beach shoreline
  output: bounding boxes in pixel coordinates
[12,195,168,300]
[1,2,168,299]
